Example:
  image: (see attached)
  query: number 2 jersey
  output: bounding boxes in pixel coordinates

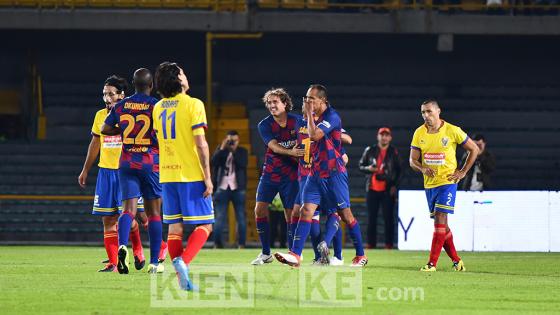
[105,93,160,172]
[152,93,208,183]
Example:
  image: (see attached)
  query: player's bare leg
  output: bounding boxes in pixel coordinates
[143,197,163,273]
[337,207,367,267]
[252,202,274,265]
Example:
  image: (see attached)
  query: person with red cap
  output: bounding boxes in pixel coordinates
[359,127,401,249]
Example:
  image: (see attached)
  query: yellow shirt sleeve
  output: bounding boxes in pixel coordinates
[452,126,468,146]
[152,104,160,134]
[91,111,101,136]
[191,99,207,136]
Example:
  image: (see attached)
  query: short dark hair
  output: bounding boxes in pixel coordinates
[132,68,153,91]
[421,99,440,108]
[155,62,183,98]
[262,88,294,112]
[227,130,239,136]
[472,133,486,142]
[309,84,328,102]
[104,75,128,94]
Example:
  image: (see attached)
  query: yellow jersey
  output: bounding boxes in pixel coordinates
[91,108,122,169]
[152,93,207,183]
[410,121,468,189]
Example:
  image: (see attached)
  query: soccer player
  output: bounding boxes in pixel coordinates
[251,88,304,265]
[409,99,479,272]
[102,68,163,274]
[78,75,148,272]
[291,112,351,266]
[275,84,368,267]
[152,62,214,291]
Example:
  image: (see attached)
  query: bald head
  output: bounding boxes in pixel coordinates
[133,68,153,93]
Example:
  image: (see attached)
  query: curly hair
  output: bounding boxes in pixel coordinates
[104,75,128,94]
[262,87,293,112]
[155,62,183,98]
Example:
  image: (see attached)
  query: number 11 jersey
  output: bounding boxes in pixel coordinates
[105,93,160,172]
[152,93,208,183]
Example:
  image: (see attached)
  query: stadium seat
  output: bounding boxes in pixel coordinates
[13,0,37,6]
[0,90,20,115]
[138,0,161,7]
[61,0,88,7]
[88,0,113,6]
[306,0,327,10]
[114,0,137,7]
[185,0,211,9]
[257,0,279,9]
[281,0,305,9]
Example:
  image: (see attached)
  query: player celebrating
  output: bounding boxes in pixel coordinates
[102,68,163,274]
[275,84,367,267]
[78,75,149,272]
[409,99,478,272]
[251,88,304,265]
[152,62,214,291]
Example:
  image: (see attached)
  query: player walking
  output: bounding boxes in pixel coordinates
[102,69,163,274]
[409,99,478,272]
[152,62,214,291]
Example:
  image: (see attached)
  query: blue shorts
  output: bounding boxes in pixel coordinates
[162,181,214,225]
[296,178,337,216]
[256,177,299,210]
[303,172,351,211]
[118,168,162,201]
[425,184,457,215]
[92,168,145,216]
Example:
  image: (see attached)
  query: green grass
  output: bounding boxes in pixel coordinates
[0,246,559,315]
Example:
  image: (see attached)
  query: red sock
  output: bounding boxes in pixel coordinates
[103,231,118,265]
[167,233,183,260]
[182,226,211,265]
[129,223,143,257]
[443,230,461,262]
[429,224,447,266]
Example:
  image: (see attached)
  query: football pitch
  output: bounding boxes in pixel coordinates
[1,246,559,315]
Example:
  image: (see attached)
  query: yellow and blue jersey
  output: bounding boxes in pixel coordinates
[410,121,468,189]
[91,108,122,170]
[152,93,207,183]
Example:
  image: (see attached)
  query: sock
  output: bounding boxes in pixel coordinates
[103,231,118,265]
[182,226,211,265]
[167,233,183,260]
[310,219,321,261]
[443,230,461,262]
[348,219,365,257]
[286,220,292,250]
[117,211,134,247]
[324,213,339,247]
[148,216,163,265]
[333,218,343,260]
[256,217,271,255]
[289,216,299,251]
[292,219,312,256]
[129,222,143,257]
[429,224,448,266]
[159,240,168,260]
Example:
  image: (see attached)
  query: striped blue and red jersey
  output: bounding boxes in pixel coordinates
[296,117,312,181]
[105,93,160,172]
[257,113,300,183]
[310,106,346,178]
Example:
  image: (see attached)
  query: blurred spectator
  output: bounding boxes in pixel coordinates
[359,127,401,249]
[269,193,287,249]
[460,134,496,191]
[211,130,248,248]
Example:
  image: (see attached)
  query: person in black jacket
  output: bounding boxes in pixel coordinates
[211,130,248,248]
[358,127,401,249]
[460,134,496,191]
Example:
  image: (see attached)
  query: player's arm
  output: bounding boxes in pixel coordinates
[448,138,480,183]
[341,132,352,145]
[78,135,101,188]
[267,140,304,157]
[306,108,325,142]
[101,123,121,136]
[409,147,435,178]
[195,134,213,197]
[342,153,349,165]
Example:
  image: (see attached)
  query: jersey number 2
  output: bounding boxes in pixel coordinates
[159,109,176,139]
[121,114,151,145]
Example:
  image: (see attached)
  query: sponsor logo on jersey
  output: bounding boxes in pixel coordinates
[423,153,445,165]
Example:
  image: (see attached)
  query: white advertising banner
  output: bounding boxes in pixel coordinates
[398,190,560,252]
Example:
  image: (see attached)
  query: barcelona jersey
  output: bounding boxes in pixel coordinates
[310,106,346,178]
[105,93,159,172]
[410,120,469,189]
[91,108,121,170]
[152,93,207,183]
[257,113,300,183]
